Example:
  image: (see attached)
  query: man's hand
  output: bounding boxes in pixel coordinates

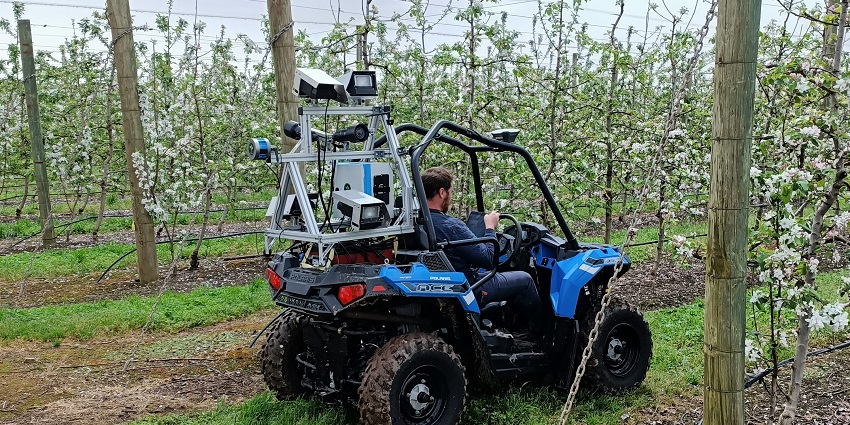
[484,211,500,230]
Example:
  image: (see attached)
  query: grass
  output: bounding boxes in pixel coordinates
[0,234,266,280]
[745,269,850,362]
[0,279,273,342]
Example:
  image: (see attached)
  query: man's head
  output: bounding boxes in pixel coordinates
[422,166,453,213]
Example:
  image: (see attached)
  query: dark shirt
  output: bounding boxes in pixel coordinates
[430,209,496,281]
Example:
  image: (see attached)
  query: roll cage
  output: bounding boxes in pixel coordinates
[375,120,580,255]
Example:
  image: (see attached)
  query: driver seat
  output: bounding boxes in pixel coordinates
[396,211,455,272]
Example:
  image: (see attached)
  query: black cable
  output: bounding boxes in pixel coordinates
[96,230,265,283]
[265,163,280,189]
[627,233,708,248]
[744,339,850,389]
[695,339,850,425]
[249,310,284,348]
[9,215,98,248]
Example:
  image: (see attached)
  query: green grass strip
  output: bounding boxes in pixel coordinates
[0,235,265,281]
[0,279,273,342]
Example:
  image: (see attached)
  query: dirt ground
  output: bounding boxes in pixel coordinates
[1,236,848,424]
[630,347,850,424]
[0,312,268,425]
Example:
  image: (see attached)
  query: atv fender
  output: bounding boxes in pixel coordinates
[549,247,629,318]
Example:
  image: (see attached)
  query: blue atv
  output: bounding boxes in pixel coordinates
[260,120,652,425]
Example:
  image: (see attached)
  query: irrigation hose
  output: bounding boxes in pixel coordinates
[96,230,265,283]
[249,311,285,348]
[10,215,99,248]
[696,339,850,425]
[7,206,269,248]
[744,339,850,389]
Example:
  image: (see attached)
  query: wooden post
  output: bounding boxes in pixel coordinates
[107,0,159,284]
[703,0,761,421]
[18,19,56,248]
[267,0,298,156]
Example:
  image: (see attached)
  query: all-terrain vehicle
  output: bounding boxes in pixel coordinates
[252,68,652,424]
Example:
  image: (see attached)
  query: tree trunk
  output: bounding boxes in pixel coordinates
[778,1,847,422]
[702,0,760,421]
[603,5,623,244]
[94,67,116,241]
[267,0,298,156]
[107,0,159,284]
[778,169,845,424]
[217,183,231,233]
[190,188,212,270]
[655,176,667,269]
[16,175,29,219]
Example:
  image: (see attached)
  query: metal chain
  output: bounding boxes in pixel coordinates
[110,24,150,49]
[251,20,295,75]
[556,2,717,423]
[269,21,295,48]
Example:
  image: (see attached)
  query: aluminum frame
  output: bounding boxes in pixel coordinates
[264,105,415,262]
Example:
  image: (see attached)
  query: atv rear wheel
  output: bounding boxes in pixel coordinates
[359,332,466,425]
[581,299,652,393]
[261,310,309,400]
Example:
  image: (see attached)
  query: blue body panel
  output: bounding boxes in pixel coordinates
[363,163,372,195]
[548,247,629,318]
[379,264,480,313]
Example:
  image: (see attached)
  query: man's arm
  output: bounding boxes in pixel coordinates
[448,219,496,270]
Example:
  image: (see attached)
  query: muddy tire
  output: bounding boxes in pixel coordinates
[261,310,308,400]
[581,299,652,393]
[358,332,466,425]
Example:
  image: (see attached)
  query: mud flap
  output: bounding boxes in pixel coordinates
[550,317,580,389]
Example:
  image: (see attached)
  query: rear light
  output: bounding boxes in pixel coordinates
[266,267,282,291]
[338,283,366,306]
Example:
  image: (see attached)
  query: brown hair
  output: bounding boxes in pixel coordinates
[421,167,453,199]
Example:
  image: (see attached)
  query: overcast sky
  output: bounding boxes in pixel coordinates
[0,0,833,67]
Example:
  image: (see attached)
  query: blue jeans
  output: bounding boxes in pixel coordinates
[476,271,543,334]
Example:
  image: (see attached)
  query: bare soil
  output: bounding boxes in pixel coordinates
[0,312,268,425]
[615,257,707,311]
[629,348,850,425]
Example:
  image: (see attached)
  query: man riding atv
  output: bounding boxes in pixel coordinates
[423,166,544,341]
[257,98,652,424]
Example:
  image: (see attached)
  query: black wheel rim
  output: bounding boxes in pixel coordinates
[603,323,641,378]
[398,365,449,424]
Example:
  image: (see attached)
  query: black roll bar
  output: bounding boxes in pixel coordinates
[374,124,486,209]
[410,120,580,251]
[436,236,499,291]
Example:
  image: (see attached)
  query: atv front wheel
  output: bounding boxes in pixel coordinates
[582,299,652,393]
[359,332,466,425]
[261,310,309,399]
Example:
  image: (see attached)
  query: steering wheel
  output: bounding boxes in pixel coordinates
[497,213,522,268]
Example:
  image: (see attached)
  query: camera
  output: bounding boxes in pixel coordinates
[332,189,390,230]
[292,68,348,103]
